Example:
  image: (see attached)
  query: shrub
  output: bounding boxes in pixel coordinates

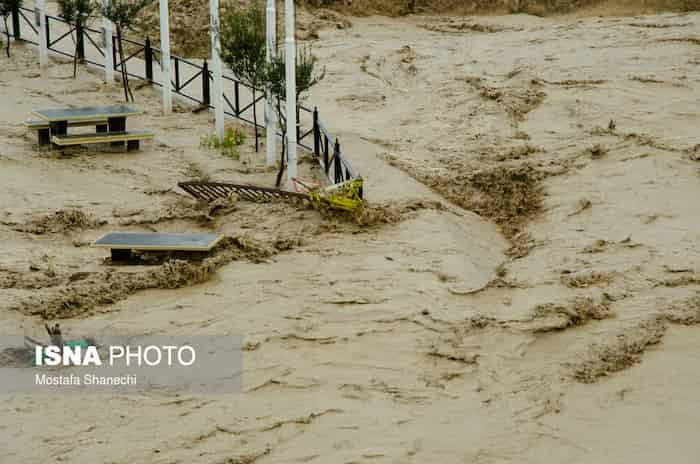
[200,127,246,159]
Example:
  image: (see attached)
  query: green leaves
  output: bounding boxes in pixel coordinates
[101,0,153,31]
[218,1,325,101]
[57,0,99,26]
[266,46,326,101]
[218,1,267,89]
[200,127,246,160]
[0,0,22,18]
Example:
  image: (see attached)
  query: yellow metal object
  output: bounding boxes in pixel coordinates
[309,178,364,212]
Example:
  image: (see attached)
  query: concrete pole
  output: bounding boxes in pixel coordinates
[103,0,114,83]
[210,0,225,141]
[159,0,172,113]
[265,0,277,166]
[36,0,48,67]
[284,0,297,188]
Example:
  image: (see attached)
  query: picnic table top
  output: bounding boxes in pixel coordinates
[92,232,226,251]
[31,105,142,122]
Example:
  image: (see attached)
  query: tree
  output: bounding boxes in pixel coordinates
[102,0,152,102]
[218,1,266,152]
[266,46,325,187]
[0,0,22,57]
[57,0,99,77]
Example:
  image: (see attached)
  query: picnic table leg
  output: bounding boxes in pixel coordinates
[110,249,131,261]
[108,116,126,148]
[37,128,51,146]
[50,121,68,136]
[49,121,68,148]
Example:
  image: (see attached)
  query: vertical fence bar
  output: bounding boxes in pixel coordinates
[202,60,210,106]
[174,57,180,91]
[44,16,50,48]
[334,138,342,184]
[323,135,329,175]
[144,37,153,81]
[11,6,20,40]
[296,106,300,141]
[76,24,85,60]
[234,82,240,115]
[313,107,320,156]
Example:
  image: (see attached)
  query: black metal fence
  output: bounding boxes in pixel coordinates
[5,5,359,188]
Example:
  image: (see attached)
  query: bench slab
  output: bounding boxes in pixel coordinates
[51,130,155,147]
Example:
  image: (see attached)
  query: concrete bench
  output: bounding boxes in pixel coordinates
[25,118,108,146]
[92,232,225,261]
[51,130,155,151]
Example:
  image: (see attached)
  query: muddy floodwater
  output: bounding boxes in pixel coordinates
[1,8,700,463]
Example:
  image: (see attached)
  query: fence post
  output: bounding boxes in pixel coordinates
[313,107,320,156]
[112,36,118,70]
[37,0,48,66]
[334,138,342,184]
[11,6,20,40]
[103,2,114,84]
[144,36,153,82]
[76,23,85,61]
[323,135,329,175]
[202,60,210,106]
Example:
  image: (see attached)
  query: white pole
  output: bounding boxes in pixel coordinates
[265,0,277,167]
[36,0,48,67]
[210,0,225,141]
[159,0,172,113]
[284,0,297,188]
[103,0,114,83]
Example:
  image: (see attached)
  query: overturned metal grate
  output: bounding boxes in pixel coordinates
[178,181,309,203]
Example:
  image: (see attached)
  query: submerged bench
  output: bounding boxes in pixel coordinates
[51,130,155,151]
[25,118,108,146]
[92,232,226,261]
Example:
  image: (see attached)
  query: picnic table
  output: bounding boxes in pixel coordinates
[92,232,226,261]
[29,105,153,150]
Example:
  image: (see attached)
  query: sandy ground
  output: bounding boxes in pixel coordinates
[1,9,700,464]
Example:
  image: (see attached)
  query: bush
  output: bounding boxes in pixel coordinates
[200,127,246,160]
[219,1,266,152]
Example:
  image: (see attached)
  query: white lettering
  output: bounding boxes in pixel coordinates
[179,346,196,366]
[143,346,161,366]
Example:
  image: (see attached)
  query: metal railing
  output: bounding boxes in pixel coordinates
[4,5,359,190]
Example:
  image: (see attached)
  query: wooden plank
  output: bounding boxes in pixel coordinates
[32,105,142,123]
[92,232,225,251]
[51,130,154,146]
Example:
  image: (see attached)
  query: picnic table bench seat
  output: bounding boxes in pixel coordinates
[26,118,109,146]
[51,130,155,150]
